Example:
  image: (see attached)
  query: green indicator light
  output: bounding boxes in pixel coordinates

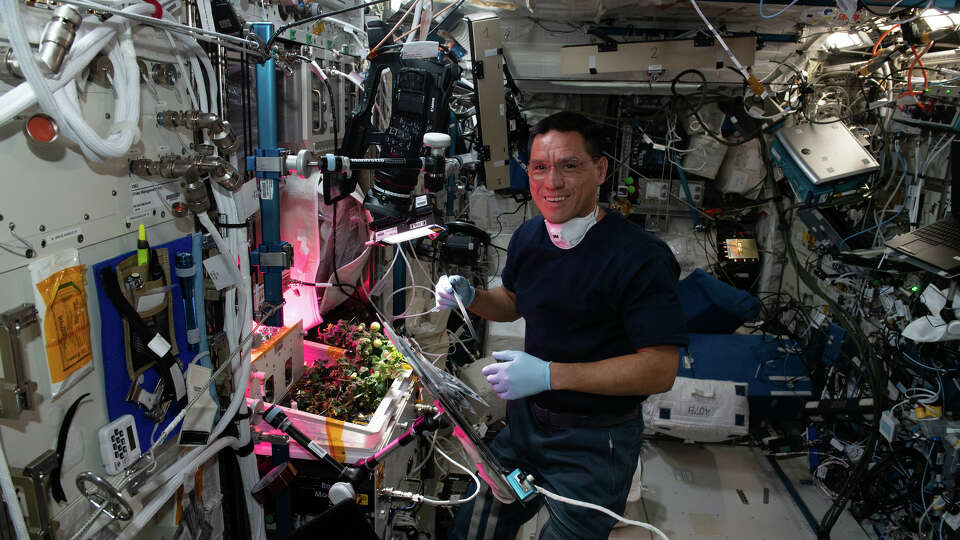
[912,285,920,292]
[948,89,952,94]
[925,88,930,92]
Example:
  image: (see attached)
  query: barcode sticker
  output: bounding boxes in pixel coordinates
[260,179,274,200]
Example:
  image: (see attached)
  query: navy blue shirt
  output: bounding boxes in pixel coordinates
[501,211,689,415]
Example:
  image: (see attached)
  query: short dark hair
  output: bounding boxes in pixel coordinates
[527,112,604,159]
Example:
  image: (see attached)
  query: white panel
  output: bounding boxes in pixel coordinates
[0,78,194,275]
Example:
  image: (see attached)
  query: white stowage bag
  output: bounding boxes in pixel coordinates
[642,377,749,442]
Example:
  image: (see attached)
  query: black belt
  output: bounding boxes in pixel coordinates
[530,401,642,429]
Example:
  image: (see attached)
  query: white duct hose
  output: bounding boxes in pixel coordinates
[191,15,259,523]
[193,3,259,528]
[0,4,148,125]
[0,443,29,539]
[51,33,141,160]
[116,436,239,539]
[1,0,146,160]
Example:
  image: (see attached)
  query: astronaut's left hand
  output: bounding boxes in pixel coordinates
[482,350,552,400]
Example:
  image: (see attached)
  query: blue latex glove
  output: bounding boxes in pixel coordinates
[435,275,475,311]
[482,350,552,400]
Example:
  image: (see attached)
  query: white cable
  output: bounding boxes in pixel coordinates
[197,212,244,286]
[324,17,369,54]
[116,436,239,539]
[396,245,418,319]
[759,0,799,18]
[535,484,669,540]
[327,68,364,89]
[688,0,750,81]
[163,30,199,110]
[407,0,423,43]
[0,442,29,539]
[383,445,480,506]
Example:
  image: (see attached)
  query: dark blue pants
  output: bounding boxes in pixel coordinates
[450,399,644,540]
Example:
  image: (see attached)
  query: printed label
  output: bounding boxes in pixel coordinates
[307,440,330,458]
[130,179,183,214]
[169,364,186,399]
[203,255,239,291]
[237,180,260,221]
[45,227,82,246]
[260,179,274,200]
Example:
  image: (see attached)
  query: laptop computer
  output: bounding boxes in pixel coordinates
[885,141,960,274]
[776,121,879,185]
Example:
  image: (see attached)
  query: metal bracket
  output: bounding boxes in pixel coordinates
[474,60,484,80]
[477,145,491,162]
[125,377,171,424]
[0,304,39,419]
[254,155,285,173]
[10,450,60,540]
[694,32,715,48]
[251,243,293,270]
[597,41,618,53]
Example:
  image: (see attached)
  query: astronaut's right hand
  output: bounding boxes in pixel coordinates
[435,275,476,311]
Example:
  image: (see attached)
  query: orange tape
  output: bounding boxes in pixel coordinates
[324,417,346,463]
[175,484,184,524]
[195,465,204,506]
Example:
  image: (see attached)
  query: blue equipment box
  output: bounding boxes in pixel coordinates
[678,333,813,419]
[769,139,869,205]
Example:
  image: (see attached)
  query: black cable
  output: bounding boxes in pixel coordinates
[758,136,881,537]
[669,70,760,147]
[492,196,529,240]
[329,202,358,298]
[323,77,339,151]
[859,1,916,18]
[264,0,391,55]
[531,19,583,33]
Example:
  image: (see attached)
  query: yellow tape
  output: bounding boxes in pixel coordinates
[325,417,346,463]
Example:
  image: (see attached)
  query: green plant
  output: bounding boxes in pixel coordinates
[289,320,405,424]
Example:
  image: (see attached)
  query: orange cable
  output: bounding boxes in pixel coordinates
[873,24,899,57]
